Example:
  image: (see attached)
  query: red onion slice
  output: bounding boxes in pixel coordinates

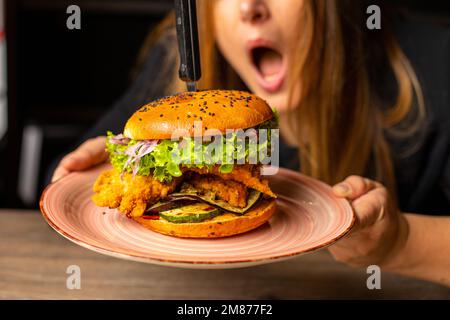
[120,139,159,178]
[109,133,130,145]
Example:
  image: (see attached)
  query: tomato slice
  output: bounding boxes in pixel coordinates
[142,215,159,220]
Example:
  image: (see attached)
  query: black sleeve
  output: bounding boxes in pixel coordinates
[399,123,450,215]
[82,28,178,140]
[444,146,450,204]
[391,12,450,214]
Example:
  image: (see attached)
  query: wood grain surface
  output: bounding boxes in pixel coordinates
[1,210,449,299]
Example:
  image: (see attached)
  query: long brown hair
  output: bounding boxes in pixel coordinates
[138,1,425,196]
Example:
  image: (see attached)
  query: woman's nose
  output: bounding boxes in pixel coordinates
[240,0,270,24]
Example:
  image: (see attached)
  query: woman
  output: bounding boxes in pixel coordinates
[52,1,450,285]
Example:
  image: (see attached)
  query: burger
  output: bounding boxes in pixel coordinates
[92,90,278,238]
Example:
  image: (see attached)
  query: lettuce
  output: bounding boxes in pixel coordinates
[106,116,279,183]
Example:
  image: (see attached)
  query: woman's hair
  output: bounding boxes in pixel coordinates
[137,0,425,197]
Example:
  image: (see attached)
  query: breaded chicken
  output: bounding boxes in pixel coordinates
[187,173,248,208]
[92,169,180,217]
[91,169,124,209]
[183,164,276,198]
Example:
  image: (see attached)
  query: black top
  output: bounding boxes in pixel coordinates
[81,14,449,215]
[387,13,450,215]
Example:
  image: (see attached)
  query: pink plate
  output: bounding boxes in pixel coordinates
[40,164,354,269]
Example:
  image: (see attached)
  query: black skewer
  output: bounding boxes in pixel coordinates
[174,0,201,92]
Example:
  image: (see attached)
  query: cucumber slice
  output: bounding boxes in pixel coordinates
[159,203,221,223]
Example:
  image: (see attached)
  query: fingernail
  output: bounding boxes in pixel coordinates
[333,183,350,195]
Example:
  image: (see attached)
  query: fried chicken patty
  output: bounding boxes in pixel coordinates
[182,164,276,198]
[92,164,275,217]
[92,169,180,217]
[186,173,248,208]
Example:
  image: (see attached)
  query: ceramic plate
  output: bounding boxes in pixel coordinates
[40,164,354,269]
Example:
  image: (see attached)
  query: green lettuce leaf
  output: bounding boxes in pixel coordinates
[106,115,279,183]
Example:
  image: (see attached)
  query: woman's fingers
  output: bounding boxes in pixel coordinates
[332,175,380,200]
[61,137,107,170]
[351,187,388,231]
[60,148,102,170]
[51,166,71,183]
[332,175,388,232]
[51,136,107,182]
[328,176,403,267]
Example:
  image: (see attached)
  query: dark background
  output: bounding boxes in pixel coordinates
[2,0,173,208]
[1,0,449,209]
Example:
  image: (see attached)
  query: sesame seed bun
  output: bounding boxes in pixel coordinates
[123,90,274,140]
[132,198,277,238]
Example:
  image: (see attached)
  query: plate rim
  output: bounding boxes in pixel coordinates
[40,164,355,268]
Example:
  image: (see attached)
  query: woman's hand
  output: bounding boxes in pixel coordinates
[328,175,409,269]
[51,136,108,182]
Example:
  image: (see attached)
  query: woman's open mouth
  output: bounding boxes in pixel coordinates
[248,40,286,93]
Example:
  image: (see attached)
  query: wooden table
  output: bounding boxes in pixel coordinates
[1,210,449,299]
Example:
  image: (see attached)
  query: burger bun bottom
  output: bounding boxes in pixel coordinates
[132,199,277,238]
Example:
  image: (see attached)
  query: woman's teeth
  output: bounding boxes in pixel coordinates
[263,74,279,81]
